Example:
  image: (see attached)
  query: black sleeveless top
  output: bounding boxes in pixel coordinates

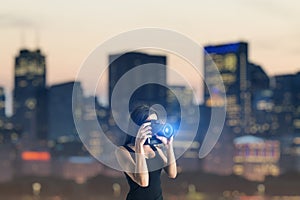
[123,145,164,200]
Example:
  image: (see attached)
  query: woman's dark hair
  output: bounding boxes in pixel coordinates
[124,105,157,145]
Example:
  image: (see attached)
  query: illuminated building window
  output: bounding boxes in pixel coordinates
[262,124,270,131]
[293,119,300,129]
[227,119,239,126]
[224,54,237,72]
[205,96,225,107]
[212,54,224,70]
[250,125,258,134]
[227,96,237,104]
[32,79,40,87]
[21,151,51,161]
[26,74,35,80]
[74,108,82,118]
[15,66,27,76]
[221,74,236,84]
[233,127,241,133]
[5,123,13,129]
[233,165,244,175]
[98,110,107,118]
[36,67,44,75]
[11,133,19,141]
[25,98,37,109]
[28,64,36,73]
[245,146,250,157]
[18,80,28,87]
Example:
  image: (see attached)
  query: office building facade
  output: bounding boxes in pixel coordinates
[109,52,167,112]
[204,42,251,134]
[107,52,168,146]
[0,87,5,119]
[248,63,274,135]
[13,49,47,147]
[48,81,83,141]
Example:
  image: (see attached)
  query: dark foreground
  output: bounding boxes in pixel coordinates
[0,171,300,200]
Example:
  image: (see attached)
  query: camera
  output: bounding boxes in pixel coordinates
[146,120,175,145]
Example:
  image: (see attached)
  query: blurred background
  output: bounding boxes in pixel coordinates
[0,0,300,199]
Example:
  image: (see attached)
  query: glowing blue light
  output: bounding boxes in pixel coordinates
[163,124,174,138]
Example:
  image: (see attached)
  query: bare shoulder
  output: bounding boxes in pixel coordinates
[115,146,136,173]
[115,146,131,157]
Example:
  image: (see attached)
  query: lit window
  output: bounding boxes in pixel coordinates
[18,80,28,87]
[25,98,36,109]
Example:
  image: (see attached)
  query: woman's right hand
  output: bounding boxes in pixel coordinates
[135,122,152,148]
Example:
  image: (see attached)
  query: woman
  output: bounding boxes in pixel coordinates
[115,105,177,200]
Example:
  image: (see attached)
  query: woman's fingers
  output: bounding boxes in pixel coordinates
[141,126,152,133]
[138,123,152,135]
[136,122,153,144]
[156,135,174,145]
[156,136,168,144]
[142,122,151,128]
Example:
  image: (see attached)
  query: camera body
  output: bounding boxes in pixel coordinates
[146,120,174,145]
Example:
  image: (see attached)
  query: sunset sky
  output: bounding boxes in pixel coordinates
[1,0,300,113]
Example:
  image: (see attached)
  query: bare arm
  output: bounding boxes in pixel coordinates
[156,136,177,179]
[115,122,152,187]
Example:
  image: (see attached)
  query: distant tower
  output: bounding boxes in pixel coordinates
[248,63,273,135]
[0,87,5,118]
[204,42,251,134]
[294,72,300,133]
[13,49,47,148]
[272,74,295,135]
[48,81,83,141]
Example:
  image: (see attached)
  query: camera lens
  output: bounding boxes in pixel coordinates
[147,120,174,145]
[162,123,173,138]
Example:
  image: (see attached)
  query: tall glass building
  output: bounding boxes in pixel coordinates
[48,81,83,141]
[0,87,5,119]
[204,42,251,134]
[13,49,47,148]
[272,73,299,135]
[109,52,167,124]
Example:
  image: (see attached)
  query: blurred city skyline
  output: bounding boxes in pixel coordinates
[1,1,300,113]
[1,1,300,199]
[0,40,300,199]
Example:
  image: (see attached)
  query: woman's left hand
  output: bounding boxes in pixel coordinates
[156,135,174,148]
[156,135,177,178]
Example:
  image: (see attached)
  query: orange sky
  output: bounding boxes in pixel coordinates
[1,0,300,112]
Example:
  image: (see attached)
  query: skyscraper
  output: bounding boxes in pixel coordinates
[293,72,300,133]
[107,52,168,145]
[204,42,251,134]
[0,87,5,119]
[272,74,296,135]
[166,85,196,130]
[109,52,167,112]
[48,81,83,141]
[248,63,274,135]
[13,49,47,148]
[81,96,108,159]
[48,81,91,159]
[268,72,300,173]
